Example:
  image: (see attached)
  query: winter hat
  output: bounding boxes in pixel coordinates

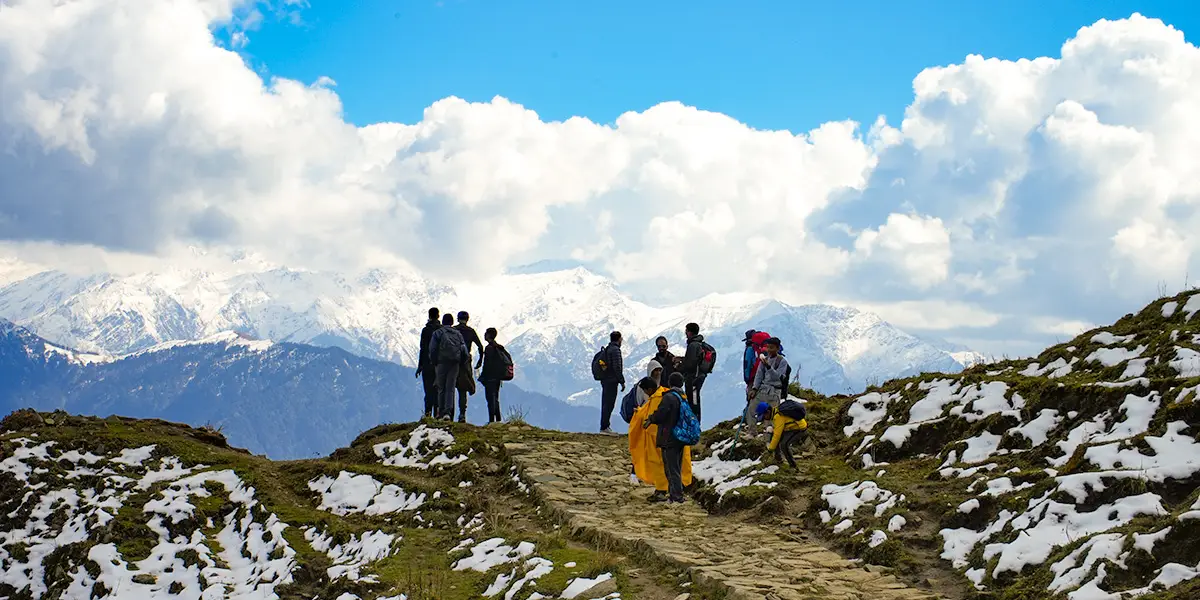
[647,359,664,379]
[743,329,757,342]
[755,402,771,417]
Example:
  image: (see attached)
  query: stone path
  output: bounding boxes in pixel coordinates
[505,436,944,600]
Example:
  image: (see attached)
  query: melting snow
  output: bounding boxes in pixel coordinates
[304,527,398,581]
[1091,332,1136,346]
[1087,345,1146,368]
[1169,347,1200,378]
[373,425,469,469]
[1162,301,1178,317]
[308,471,426,515]
[843,392,897,436]
[560,573,614,599]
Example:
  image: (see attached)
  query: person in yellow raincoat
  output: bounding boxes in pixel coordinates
[629,377,693,502]
[759,401,808,469]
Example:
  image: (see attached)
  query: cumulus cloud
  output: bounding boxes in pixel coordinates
[2,3,1200,355]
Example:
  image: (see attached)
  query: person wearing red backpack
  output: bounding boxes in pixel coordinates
[747,337,789,437]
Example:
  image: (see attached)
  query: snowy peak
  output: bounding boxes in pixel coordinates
[0,259,983,420]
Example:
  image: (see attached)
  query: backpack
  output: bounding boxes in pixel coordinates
[591,346,609,381]
[437,327,466,364]
[619,387,640,424]
[670,392,701,445]
[698,341,717,375]
[777,398,807,421]
[497,345,515,381]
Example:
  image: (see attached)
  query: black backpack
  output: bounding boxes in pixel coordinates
[778,398,807,421]
[591,346,609,381]
[497,345,515,381]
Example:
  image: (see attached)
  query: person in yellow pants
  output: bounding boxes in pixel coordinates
[629,377,692,502]
[759,402,808,469]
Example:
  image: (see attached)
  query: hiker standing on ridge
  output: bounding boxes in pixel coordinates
[479,327,511,425]
[429,314,467,421]
[653,336,678,388]
[595,331,626,435]
[416,307,441,418]
[678,323,712,423]
[643,372,692,504]
[453,311,485,423]
[747,337,789,437]
[742,330,758,398]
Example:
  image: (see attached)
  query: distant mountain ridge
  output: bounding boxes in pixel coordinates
[0,256,986,423]
[0,318,598,459]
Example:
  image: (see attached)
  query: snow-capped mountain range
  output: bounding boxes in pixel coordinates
[0,318,598,458]
[0,254,986,423]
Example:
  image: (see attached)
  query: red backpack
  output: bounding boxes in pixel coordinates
[749,331,772,381]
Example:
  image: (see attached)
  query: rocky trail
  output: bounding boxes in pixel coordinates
[505,435,943,600]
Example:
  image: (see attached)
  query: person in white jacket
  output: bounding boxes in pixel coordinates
[747,337,789,436]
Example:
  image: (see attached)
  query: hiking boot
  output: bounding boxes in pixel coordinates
[600,428,617,436]
[647,491,667,503]
[457,417,466,424]
[668,497,687,505]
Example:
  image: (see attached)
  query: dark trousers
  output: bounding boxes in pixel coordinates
[421,367,437,417]
[435,362,459,419]
[661,445,685,501]
[775,429,807,469]
[484,381,502,423]
[600,381,619,431]
[685,377,704,423]
[457,390,469,422]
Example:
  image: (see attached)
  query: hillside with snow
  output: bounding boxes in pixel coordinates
[0,319,598,459]
[0,414,660,600]
[0,257,984,423]
[683,289,1200,600]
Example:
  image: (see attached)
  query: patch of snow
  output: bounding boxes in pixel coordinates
[1086,345,1146,367]
[308,471,426,516]
[1183,294,1200,320]
[1169,347,1200,378]
[958,499,980,514]
[1010,409,1062,447]
[1091,332,1136,345]
[693,439,761,485]
[373,425,468,469]
[868,530,887,548]
[452,538,536,573]
[560,572,614,599]
[888,515,906,532]
[843,392,897,436]
[1047,533,1127,594]
[1162,301,1178,317]
[304,527,398,581]
[821,480,904,520]
[713,465,779,499]
[1133,527,1172,554]
[960,432,1003,464]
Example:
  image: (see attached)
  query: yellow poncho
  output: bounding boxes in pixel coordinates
[629,387,693,490]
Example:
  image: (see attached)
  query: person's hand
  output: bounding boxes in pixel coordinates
[414,368,421,379]
[748,389,757,399]
[475,361,483,370]
[620,383,626,392]
[642,418,651,429]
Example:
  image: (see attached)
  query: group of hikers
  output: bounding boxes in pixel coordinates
[415,308,514,424]
[599,326,811,504]
[414,311,809,505]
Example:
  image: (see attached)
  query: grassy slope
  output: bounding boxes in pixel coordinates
[684,290,1200,600]
[0,412,702,600]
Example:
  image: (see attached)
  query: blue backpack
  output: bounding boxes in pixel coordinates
[670,392,701,445]
[619,387,639,424]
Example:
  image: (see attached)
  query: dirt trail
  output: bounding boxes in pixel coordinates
[504,435,944,600]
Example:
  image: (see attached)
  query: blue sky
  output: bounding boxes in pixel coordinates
[237,1,1199,134]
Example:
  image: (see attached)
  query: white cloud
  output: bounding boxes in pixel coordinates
[3,5,1200,356]
[853,213,952,289]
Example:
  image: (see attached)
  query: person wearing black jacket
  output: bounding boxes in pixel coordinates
[415,307,441,418]
[645,372,688,504]
[479,327,508,424]
[678,322,707,423]
[453,311,485,423]
[652,336,677,388]
[599,331,626,435]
